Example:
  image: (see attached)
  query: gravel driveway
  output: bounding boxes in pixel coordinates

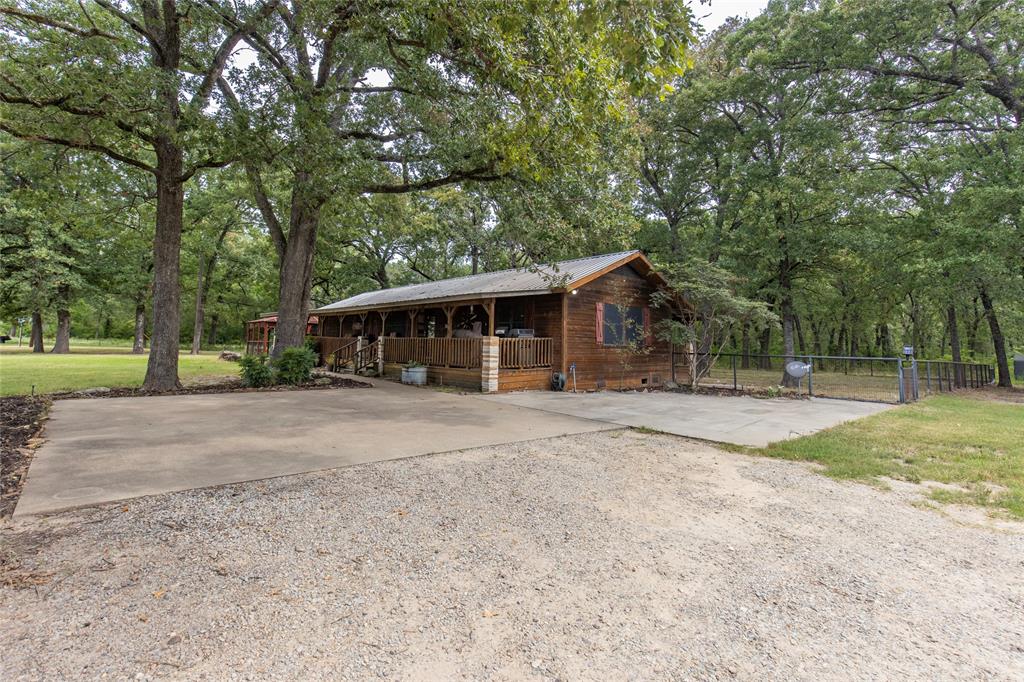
[2,430,1022,680]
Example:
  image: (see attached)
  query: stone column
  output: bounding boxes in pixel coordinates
[481,336,499,393]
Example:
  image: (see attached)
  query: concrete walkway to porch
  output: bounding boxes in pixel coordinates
[478,390,893,447]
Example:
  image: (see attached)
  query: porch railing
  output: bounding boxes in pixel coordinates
[499,337,553,369]
[245,340,269,355]
[315,336,360,359]
[383,337,482,369]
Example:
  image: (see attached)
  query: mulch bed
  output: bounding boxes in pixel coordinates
[0,375,370,520]
[1,396,52,520]
[660,384,810,400]
[50,374,371,400]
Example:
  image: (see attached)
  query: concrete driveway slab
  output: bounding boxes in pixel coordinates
[478,390,892,447]
[15,380,613,516]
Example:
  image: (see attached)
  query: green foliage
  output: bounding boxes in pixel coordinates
[652,259,777,388]
[239,354,274,388]
[271,347,317,386]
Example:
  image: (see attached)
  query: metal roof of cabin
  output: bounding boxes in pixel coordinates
[311,250,648,314]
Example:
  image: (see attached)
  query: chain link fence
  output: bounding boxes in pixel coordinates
[678,353,994,404]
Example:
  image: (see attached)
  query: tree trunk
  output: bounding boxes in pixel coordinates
[143,153,185,390]
[50,283,71,353]
[141,6,185,390]
[30,310,44,353]
[470,244,479,274]
[779,270,798,388]
[740,323,751,369]
[758,327,771,370]
[979,287,1011,387]
[967,297,980,355]
[947,305,963,386]
[191,260,206,355]
[273,178,322,357]
[207,309,219,346]
[133,302,147,354]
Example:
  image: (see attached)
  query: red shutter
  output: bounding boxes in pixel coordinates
[643,306,652,346]
[595,302,604,346]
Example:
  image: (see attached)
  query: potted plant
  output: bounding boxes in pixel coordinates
[401,361,428,385]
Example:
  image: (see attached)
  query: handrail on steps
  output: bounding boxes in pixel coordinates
[353,339,379,374]
[330,339,360,371]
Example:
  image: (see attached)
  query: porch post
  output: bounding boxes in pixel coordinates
[481,335,499,393]
[407,308,418,337]
[486,298,496,336]
[442,304,457,337]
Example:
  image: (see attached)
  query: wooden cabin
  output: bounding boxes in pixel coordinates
[309,250,684,392]
[245,314,319,355]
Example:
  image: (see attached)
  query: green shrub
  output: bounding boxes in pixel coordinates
[239,354,274,387]
[273,346,317,385]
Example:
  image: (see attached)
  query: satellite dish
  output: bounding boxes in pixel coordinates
[786,361,810,379]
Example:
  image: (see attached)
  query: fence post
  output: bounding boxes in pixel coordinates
[925,362,931,394]
[732,354,737,391]
[911,360,919,400]
[806,356,813,397]
[897,359,906,403]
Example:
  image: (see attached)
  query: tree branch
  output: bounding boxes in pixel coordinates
[361,165,505,194]
[0,6,119,39]
[194,0,282,107]
[0,122,156,175]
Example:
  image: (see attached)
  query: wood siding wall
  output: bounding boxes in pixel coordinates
[498,368,552,392]
[564,265,672,390]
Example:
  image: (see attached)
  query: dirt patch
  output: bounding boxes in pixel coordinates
[50,374,370,400]
[0,396,51,519]
[962,385,1024,404]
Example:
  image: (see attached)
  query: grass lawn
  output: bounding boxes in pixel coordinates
[761,394,1024,519]
[0,350,239,396]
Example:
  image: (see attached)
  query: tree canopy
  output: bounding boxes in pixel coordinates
[1,0,1020,386]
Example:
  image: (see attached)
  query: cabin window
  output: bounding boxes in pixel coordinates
[599,302,646,346]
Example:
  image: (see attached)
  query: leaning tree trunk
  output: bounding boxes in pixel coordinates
[143,145,185,391]
[30,310,44,353]
[190,226,228,355]
[979,287,1011,388]
[133,302,147,354]
[272,178,322,358]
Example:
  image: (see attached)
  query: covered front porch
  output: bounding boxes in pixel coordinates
[310,295,560,392]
